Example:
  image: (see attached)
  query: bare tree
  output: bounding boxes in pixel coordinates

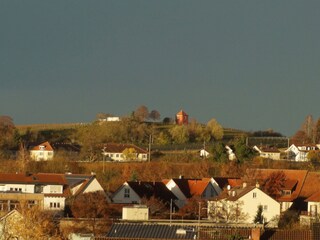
[134,105,149,122]
[149,110,161,121]
[71,191,109,234]
[208,200,248,223]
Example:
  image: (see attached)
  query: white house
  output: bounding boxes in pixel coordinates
[285,144,318,161]
[0,173,105,213]
[253,146,281,160]
[225,145,237,161]
[102,143,148,161]
[200,149,210,158]
[30,141,54,161]
[208,185,280,225]
[163,177,222,208]
[112,181,177,207]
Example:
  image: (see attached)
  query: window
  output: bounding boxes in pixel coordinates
[253,192,257,198]
[50,185,60,193]
[124,188,130,198]
[116,154,119,158]
[263,205,268,211]
[50,202,61,209]
[35,185,44,193]
[282,190,291,196]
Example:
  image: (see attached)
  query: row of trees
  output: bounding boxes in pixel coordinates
[291,114,320,144]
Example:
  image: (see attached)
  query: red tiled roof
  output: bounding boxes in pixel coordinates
[176,110,188,116]
[214,177,242,189]
[245,169,308,202]
[102,143,148,154]
[0,173,66,185]
[31,141,53,151]
[188,179,209,196]
[300,172,320,199]
[167,178,214,198]
[305,191,320,202]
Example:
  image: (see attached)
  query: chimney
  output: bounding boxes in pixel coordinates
[243,182,247,188]
[256,182,260,188]
[179,175,184,179]
[251,228,261,240]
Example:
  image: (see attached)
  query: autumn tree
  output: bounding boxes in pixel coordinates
[169,125,189,144]
[141,196,168,217]
[122,148,138,161]
[70,191,109,234]
[188,120,210,143]
[262,171,286,198]
[177,197,206,220]
[1,204,61,240]
[149,110,161,121]
[134,105,149,122]
[0,115,16,157]
[291,114,316,144]
[206,118,224,141]
[154,131,171,145]
[307,150,320,163]
[314,118,320,143]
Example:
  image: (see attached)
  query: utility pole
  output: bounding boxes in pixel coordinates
[198,202,201,239]
[148,134,152,162]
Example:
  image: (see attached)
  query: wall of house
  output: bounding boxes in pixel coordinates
[240,188,280,224]
[122,206,149,220]
[308,202,320,216]
[43,185,63,194]
[30,150,54,161]
[82,178,104,194]
[260,152,281,160]
[1,184,35,193]
[280,201,293,212]
[44,196,65,211]
[137,153,148,161]
[202,184,218,199]
[112,185,141,204]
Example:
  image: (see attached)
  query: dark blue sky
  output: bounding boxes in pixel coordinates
[1,1,320,136]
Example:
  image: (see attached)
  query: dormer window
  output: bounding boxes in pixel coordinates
[282,190,291,196]
[39,145,45,150]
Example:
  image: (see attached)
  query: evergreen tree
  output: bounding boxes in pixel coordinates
[253,205,264,224]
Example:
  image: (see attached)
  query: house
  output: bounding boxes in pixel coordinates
[163,177,221,208]
[208,185,280,225]
[244,169,308,212]
[253,145,281,160]
[225,145,237,161]
[175,110,188,125]
[102,143,148,161]
[30,141,54,161]
[199,149,209,158]
[298,171,320,225]
[112,181,178,208]
[285,144,318,161]
[122,205,149,220]
[0,172,105,213]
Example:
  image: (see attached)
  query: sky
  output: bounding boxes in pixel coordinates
[1,1,320,137]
